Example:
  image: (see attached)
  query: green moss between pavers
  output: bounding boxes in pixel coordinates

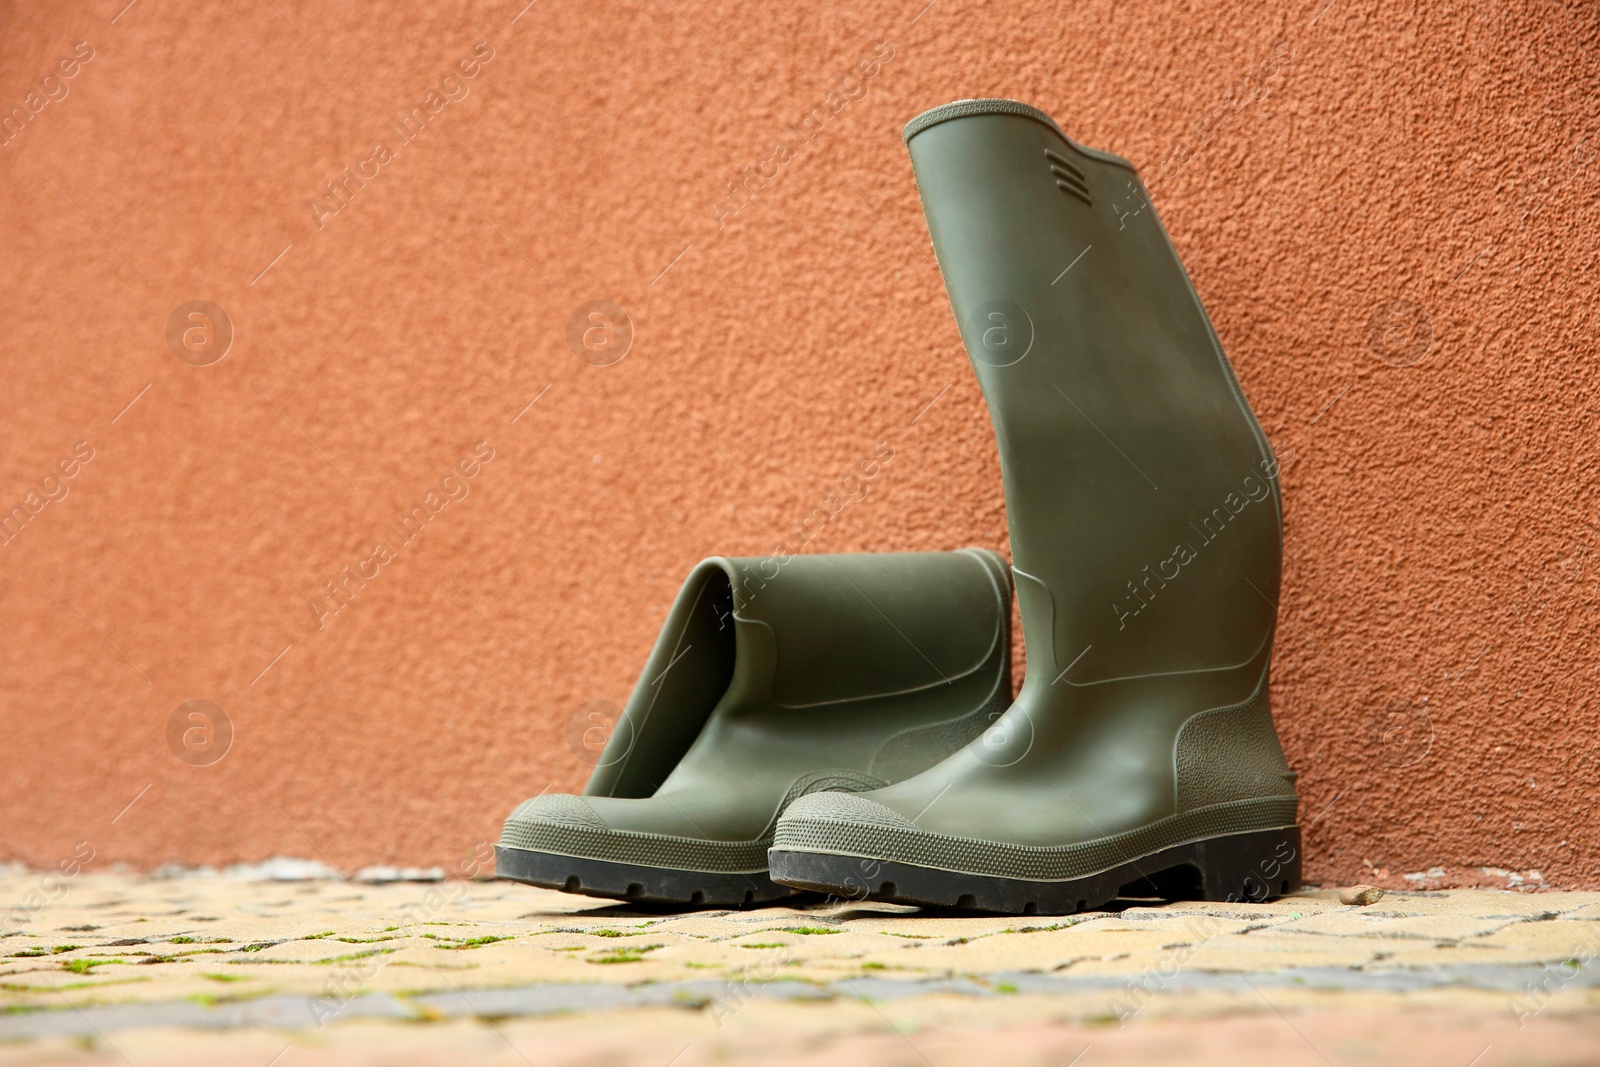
[61,957,129,975]
[10,944,81,958]
[0,976,152,1004]
[434,936,512,950]
[587,944,665,965]
[314,948,400,965]
[221,948,399,966]
[416,933,514,949]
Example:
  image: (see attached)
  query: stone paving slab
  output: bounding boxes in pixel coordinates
[3,872,1600,1064]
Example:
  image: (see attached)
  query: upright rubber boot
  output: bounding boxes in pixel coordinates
[770,100,1300,914]
[497,549,1012,907]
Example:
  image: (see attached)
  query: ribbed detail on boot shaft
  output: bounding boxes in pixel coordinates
[901,98,1134,171]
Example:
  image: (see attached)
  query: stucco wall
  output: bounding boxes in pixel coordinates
[2,0,1596,888]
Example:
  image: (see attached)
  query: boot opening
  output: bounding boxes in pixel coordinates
[598,567,738,798]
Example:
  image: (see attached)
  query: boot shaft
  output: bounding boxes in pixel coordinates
[586,549,1012,799]
[906,100,1281,696]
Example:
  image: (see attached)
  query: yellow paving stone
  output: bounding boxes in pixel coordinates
[1470,918,1600,956]
[1374,940,1521,967]
[1363,890,1600,918]
[1185,929,1395,968]
[1268,910,1526,940]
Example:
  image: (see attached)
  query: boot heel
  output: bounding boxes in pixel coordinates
[1194,826,1302,902]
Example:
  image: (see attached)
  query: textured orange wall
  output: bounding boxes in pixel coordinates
[2,0,1596,889]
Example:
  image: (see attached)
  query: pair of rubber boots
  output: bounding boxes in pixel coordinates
[497,100,1301,915]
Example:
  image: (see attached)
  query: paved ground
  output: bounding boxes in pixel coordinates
[4,870,1600,1065]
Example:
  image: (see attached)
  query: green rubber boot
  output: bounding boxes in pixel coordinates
[496,549,1012,906]
[769,100,1301,915]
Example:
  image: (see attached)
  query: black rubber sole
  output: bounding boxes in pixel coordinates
[495,845,800,908]
[767,825,1302,916]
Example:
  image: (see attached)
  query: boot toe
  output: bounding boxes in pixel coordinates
[504,793,610,832]
[774,790,921,856]
[498,793,770,873]
[498,793,615,854]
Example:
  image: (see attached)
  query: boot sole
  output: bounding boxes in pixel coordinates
[768,825,1301,915]
[495,845,800,908]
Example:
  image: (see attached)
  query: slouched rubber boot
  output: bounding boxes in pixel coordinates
[770,100,1300,915]
[497,549,1012,906]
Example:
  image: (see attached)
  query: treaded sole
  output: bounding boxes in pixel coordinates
[767,825,1302,916]
[495,845,800,908]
